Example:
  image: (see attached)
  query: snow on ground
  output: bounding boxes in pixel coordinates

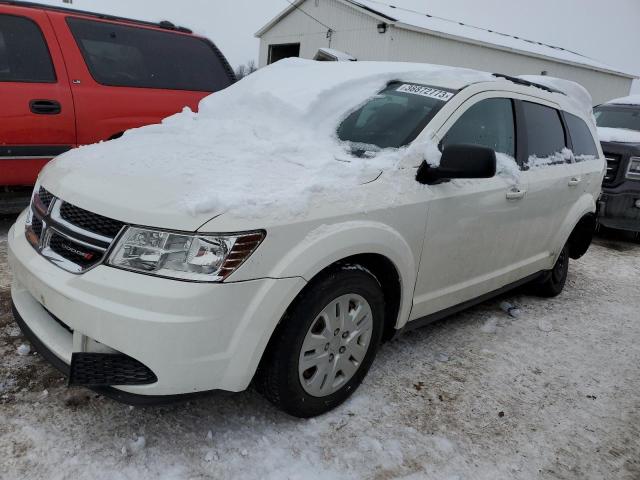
[597,127,640,144]
[1,216,639,480]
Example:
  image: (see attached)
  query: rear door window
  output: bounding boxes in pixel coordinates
[66,17,233,92]
[442,98,516,156]
[0,14,56,83]
[564,113,599,158]
[522,101,566,162]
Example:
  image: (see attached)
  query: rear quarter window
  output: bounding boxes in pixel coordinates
[522,101,566,161]
[66,17,233,92]
[565,113,599,158]
[0,14,56,83]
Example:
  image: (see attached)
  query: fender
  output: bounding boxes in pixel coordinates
[267,221,419,330]
[551,192,597,262]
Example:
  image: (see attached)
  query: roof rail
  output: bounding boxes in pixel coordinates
[492,73,566,96]
[1,1,193,33]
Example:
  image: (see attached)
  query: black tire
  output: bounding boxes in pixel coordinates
[255,264,385,418]
[533,244,569,298]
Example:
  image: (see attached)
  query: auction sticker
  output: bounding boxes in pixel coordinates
[396,84,454,101]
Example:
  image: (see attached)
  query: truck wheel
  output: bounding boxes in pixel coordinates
[256,265,385,418]
[533,245,569,298]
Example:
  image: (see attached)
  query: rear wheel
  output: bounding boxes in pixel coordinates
[533,245,569,298]
[256,265,384,418]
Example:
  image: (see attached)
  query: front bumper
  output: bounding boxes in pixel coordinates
[8,213,306,399]
[598,183,640,233]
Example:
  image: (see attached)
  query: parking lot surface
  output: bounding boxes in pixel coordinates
[1,215,638,480]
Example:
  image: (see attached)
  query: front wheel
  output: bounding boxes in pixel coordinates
[255,265,385,418]
[533,244,569,298]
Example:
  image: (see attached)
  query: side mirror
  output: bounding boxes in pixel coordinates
[416,144,497,185]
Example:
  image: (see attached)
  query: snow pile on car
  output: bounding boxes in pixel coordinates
[597,126,640,144]
[519,75,594,119]
[605,94,640,106]
[51,59,496,218]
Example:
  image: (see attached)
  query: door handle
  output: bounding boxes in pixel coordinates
[568,177,582,187]
[30,99,62,115]
[506,188,526,201]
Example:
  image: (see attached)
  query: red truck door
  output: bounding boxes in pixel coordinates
[48,13,233,146]
[0,6,76,186]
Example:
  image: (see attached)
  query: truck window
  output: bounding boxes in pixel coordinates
[564,113,598,158]
[66,17,233,92]
[0,14,56,83]
[442,98,516,156]
[594,106,640,132]
[522,102,566,160]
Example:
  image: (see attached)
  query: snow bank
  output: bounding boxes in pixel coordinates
[52,59,494,218]
[605,94,640,106]
[597,127,640,144]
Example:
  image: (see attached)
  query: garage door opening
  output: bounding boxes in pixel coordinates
[268,43,300,64]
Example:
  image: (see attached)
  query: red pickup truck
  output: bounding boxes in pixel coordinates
[0,1,235,212]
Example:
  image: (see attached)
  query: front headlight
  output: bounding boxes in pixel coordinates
[107,227,265,282]
[627,157,640,180]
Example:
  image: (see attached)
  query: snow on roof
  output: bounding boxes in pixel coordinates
[256,0,635,79]
[519,75,594,116]
[605,94,640,106]
[597,127,640,144]
[346,0,635,78]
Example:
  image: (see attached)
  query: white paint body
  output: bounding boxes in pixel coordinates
[8,78,604,398]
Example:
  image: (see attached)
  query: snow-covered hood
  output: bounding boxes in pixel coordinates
[41,59,493,231]
[597,127,640,145]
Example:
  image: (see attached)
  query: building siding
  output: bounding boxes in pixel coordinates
[259,0,382,67]
[387,27,631,105]
[258,0,632,104]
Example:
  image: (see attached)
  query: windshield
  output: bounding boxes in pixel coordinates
[337,82,455,151]
[594,105,640,132]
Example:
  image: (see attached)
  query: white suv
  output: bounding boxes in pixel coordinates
[8,60,604,417]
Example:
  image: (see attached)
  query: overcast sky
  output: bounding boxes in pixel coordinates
[40,0,639,93]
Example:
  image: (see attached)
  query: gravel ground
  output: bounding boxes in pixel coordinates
[0,215,638,480]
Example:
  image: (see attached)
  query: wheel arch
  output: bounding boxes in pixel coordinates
[568,212,597,260]
[553,194,597,261]
[252,251,405,392]
[306,253,403,343]
[268,221,418,332]
[247,222,419,389]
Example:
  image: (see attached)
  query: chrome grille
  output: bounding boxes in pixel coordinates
[26,188,125,274]
[604,154,621,186]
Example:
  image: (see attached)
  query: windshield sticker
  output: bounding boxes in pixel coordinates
[396,84,454,101]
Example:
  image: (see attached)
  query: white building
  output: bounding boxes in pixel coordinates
[256,0,636,104]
